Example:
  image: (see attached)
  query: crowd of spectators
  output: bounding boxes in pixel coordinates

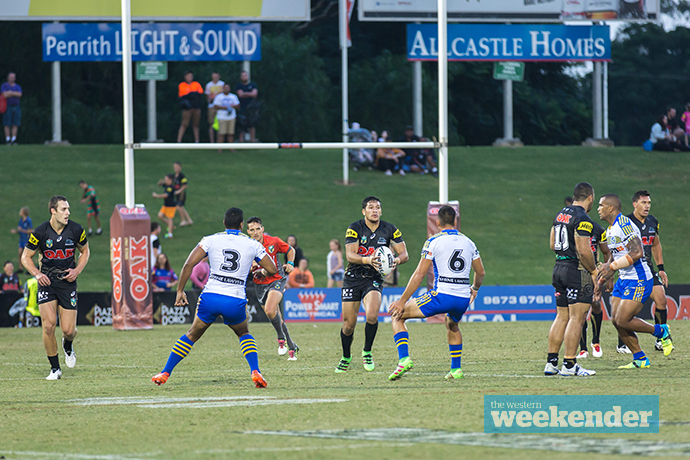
[645,106,690,152]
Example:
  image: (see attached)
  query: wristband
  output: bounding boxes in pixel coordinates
[657,264,665,272]
[470,285,480,292]
[287,261,294,267]
[611,255,634,271]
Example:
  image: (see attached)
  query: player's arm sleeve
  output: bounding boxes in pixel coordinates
[391,225,404,244]
[254,243,268,263]
[471,240,481,260]
[276,238,291,254]
[25,228,41,251]
[198,237,210,255]
[421,239,434,260]
[619,220,637,244]
[345,225,359,245]
[76,226,88,247]
[574,219,594,237]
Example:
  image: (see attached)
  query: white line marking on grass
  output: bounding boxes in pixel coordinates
[245,428,690,457]
[65,396,347,409]
[195,442,413,454]
[0,451,159,460]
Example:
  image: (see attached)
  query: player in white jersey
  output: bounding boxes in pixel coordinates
[388,206,485,380]
[152,207,277,388]
[596,195,674,369]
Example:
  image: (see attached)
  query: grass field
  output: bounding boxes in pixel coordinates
[0,320,688,459]
[1,145,689,291]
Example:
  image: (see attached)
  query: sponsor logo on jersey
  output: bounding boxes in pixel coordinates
[377,237,386,244]
[79,229,86,243]
[556,213,572,224]
[43,248,75,259]
[361,235,367,245]
[624,287,631,297]
[577,222,593,233]
[46,239,53,248]
[268,245,275,253]
[57,236,62,242]
[28,234,39,246]
[373,281,380,288]
[346,228,358,239]
[66,239,74,246]
[393,229,402,239]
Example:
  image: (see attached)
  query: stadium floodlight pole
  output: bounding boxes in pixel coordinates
[340,0,349,185]
[121,0,135,208]
[603,60,609,139]
[438,0,449,204]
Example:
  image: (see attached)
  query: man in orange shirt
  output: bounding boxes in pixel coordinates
[246,216,300,361]
[287,258,314,288]
[176,71,204,143]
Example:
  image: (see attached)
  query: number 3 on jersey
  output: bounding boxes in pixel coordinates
[448,249,466,272]
[553,224,569,251]
[221,249,240,272]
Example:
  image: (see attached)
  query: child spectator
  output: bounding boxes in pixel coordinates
[681,103,690,146]
[150,222,162,262]
[10,206,32,267]
[1,261,20,293]
[327,239,344,288]
[152,174,176,238]
[152,253,178,292]
[79,181,103,236]
[288,258,314,289]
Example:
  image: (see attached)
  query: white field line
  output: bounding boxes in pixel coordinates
[0,451,160,460]
[65,396,273,406]
[142,398,348,409]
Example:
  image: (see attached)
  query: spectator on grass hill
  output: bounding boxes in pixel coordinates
[649,115,688,152]
[213,83,241,150]
[376,130,406,176]
[190,257,210,291]
[348,122,375,169]
[173,161,193,227]
[327,239,344,288]
[152,174,176,239]
[151,222,162,262]
[205,71,224,143]
[236,70,259,143]
[176,71,204,143]
[288,258,314,289]
[681,102,690,146]
[152,253,178,292]
[1,261,20,293]
[79,181,102,236]
[10,206,32,267]
[284,235,304,267]
[666,107,685,141]
[2,72,22,145]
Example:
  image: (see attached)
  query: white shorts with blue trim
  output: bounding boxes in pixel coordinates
[415,290,470,323]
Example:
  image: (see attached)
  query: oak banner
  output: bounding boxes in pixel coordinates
[110,205,153,330]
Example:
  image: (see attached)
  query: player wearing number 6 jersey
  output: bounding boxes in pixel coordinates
[545,182,598,377]
[388,205,484,380]
[596,194,673,369]
[152,207,276,388]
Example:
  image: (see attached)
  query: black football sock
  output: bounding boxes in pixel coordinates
[618,337,625,348]
[341,330,353,359]
[280,315,297,350]
[547,353,559,366]
[48,355,60,370]
[591,311,603,344]
[564,358,576,369]
[63,339,73,354]
[269,313,285,341]
[363,322,378,353]
[655,309,667,325]
[580,323,588,352]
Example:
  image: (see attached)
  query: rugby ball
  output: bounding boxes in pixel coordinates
[374,246,395,276]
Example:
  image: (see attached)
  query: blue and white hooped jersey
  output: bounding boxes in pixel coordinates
[422,229,480,297]
[198,230,267,299]
[605,213,652,282]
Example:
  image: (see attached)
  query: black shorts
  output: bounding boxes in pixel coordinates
[341,276,382,303]
[38,281,78,310]
[255,278,286,305]
[176,198,186,207]
[552,263,593,308]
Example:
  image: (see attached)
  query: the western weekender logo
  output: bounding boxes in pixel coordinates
[407,24,610,62]
[485,396,659,434]
[42,22,261,62]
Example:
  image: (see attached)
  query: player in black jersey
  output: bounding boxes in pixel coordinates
[335,196,408,373]
[578,220,611,359]
[21,196,90,380]
[628,190,671,353]
[545,183,598,377]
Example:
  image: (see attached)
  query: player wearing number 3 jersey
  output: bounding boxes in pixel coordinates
[336,196,408,373]
[545,182,599,377]
[387,205,484,380]
[152,207,277,388]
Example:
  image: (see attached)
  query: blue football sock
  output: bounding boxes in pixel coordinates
[449,344,463,369]
[633,351,646,360]
[239,334,260,373]
[162,334,195,374]
[394,331,409,360]
[653,324,664,338]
